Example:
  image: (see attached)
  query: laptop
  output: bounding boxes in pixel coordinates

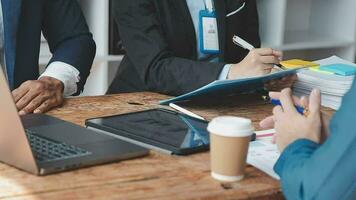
[0,68,149,175]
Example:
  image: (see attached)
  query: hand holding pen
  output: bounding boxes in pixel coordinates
[260,88,322,151]
[232,35,285,70]
[231,35,297,91]
[228,35,283,80]
[271,99,309,116]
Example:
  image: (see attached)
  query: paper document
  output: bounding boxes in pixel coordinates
[247,129,280,180]
[316,55,356,66]
[293,56,356,109]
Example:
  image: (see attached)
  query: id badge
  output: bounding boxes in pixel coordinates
[199,10,220,54]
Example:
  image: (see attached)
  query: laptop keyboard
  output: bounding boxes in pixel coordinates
[25,129,92,163]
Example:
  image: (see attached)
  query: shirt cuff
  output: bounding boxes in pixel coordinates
[218,64,232,80]
[274,139,319,176]
[39,61,80,97]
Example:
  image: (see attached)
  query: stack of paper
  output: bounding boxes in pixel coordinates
[293,56,355,110]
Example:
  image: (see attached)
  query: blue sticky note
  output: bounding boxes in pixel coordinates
[319,64,356,76]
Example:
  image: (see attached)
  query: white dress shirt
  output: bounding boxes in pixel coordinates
[0,1,80,96]
[186,0,231,80]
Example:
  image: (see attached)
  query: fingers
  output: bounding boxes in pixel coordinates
[269,91,281,100]
[12,81,31,102]
[272,50,283,58]
[300,96,309,108]
[262,64,274,73]
[271,106,284,145]
[273,105,283,116]
[279,88,298,114]
[229,48,283,79]
[20,93,51,115]
[259,116,275,129]
[261,56,280,65]
[308,89,321,115]
[16,89,42,112]
[255,48,282,57]
[245,48,283,77]
[34,98,63,114]
[270,67,282,73]
[12,88,29,103]
[253,49,282,69]
[269,90,303,106]
[253,48,273,56]
[13,79,64,115]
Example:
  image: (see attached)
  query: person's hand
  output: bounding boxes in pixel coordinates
[260,93,308,131]
[12,76,64,115]
[260,89,332,143]
[260,88,322,152]
[228,48,282,79]
[264,74,298,91]
[320,110,332,142]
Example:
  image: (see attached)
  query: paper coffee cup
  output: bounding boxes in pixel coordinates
[207,116,254,182]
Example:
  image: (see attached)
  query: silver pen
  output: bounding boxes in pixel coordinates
[169,103,206,121]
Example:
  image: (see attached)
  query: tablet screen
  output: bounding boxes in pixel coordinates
[88,109,209,150]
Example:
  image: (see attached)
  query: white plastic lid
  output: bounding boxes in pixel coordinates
[207,116,254,137]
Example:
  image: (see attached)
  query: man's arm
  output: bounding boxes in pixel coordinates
[42,0,96,94]
[39,61,80,96]
[12,0,96,115]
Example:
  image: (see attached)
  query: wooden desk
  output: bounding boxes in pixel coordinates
[0,92,290,200]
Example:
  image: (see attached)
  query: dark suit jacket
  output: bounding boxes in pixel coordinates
[2,0,96,94]
[108,0,260,96]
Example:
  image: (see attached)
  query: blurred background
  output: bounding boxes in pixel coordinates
[38,0,356,96]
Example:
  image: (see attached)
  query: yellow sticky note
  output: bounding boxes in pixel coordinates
[280,59,319,69]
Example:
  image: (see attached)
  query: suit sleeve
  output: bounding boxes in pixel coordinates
[274,80,356,200]
[246,0,261,48]
[225,0,260,63]
[113,0,225,96]
[41,0,96,94]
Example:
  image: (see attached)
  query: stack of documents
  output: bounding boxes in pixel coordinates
[293,56,356,110]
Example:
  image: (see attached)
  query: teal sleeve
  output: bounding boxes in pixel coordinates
[274,80,356,200]
[274,139,319,199]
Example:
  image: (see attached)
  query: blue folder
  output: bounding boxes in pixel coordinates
[160,69,299,105]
